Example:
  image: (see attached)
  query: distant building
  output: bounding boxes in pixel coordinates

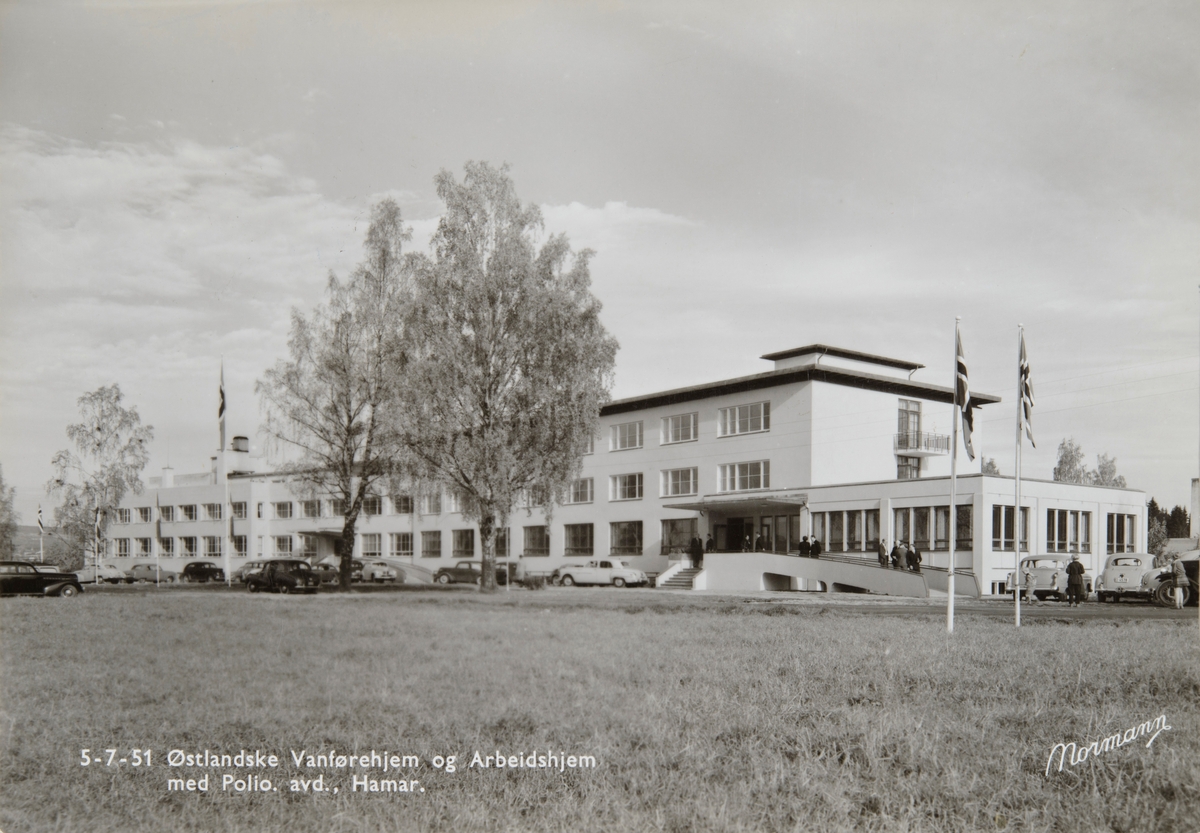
[107,344,1147,595]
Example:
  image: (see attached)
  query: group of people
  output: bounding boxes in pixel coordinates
[878,540,922,572]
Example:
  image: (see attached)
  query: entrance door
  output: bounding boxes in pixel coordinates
[727,518,751,551]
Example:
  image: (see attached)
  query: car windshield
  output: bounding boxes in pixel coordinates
[1112,558,1141,566]
[1027,560,1062,569]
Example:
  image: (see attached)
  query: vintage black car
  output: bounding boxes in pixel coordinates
[0,561,84,597]
[245,559,321,594]
[180,561,225,583]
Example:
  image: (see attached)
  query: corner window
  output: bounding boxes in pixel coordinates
[717,402,770,437]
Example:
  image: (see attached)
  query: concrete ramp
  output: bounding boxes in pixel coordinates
[703,552,929,598]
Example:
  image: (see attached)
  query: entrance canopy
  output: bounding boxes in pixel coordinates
[664,490,808,516]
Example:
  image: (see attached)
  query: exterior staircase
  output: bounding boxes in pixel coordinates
[657,568,701,590]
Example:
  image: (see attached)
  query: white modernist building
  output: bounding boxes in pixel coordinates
[107,344,1147,595]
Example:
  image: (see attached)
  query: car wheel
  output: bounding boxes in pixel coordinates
[59,584,79,598]
[561,575,575,587]
[247,582,258,593]
[614,578,626,588]
[437,574,450,584]
[279,584,291,595]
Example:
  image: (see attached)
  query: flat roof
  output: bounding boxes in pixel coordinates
[600,363,1001,417]
[759,344,924,371]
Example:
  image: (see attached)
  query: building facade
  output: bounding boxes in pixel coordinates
[107,345,1147,594]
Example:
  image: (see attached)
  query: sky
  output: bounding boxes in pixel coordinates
[1,0,1198,525]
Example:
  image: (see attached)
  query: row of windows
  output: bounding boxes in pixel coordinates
[604,402,771,452]
[564,461,770,505]
[108,537,246,557]
[117,493,465,525]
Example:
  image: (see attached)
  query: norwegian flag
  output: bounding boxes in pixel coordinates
[955,326,976,461]
[1019,331,1036,447]
[37,505,44,534]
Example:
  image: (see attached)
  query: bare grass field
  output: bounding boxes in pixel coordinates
[1,588,1197,832]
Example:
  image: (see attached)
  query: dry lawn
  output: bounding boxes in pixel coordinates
[1,587,1197,832]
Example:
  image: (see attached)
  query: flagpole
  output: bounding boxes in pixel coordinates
[1014,325,1024,627]
[38,506,44,563]
[948,318,960,633]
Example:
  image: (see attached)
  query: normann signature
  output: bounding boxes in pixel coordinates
[1045,715,1171,776]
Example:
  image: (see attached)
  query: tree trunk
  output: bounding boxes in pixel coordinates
[338,514,358,591]
[479,508,496,593]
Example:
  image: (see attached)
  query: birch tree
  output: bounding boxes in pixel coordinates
[257,199,411,589]
[394,162,617,592]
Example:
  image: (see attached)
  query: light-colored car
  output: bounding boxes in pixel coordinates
[362,560,399,583]
[554,558,648,588]
[1096,554,1156,603]
[231,560,269,584]
[74,563,130,584]
[1005,556,1092,602]
[126,563,179,584]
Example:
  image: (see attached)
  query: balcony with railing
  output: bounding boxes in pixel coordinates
[893,431,950,457]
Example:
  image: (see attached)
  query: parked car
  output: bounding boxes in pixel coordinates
[74,563,129,584]
[1143,550,1199,606]
[230,560,268,584]
[554,558,648,588]
[246,559,321,594]
[1005,556,1092,602]
[1096,554,1157,603]
[361,560,399,583]
[312,563,340,584]
[0,561,84,597]
[127,563,179,584]
[435,560,483,585]
[180,561,225,583]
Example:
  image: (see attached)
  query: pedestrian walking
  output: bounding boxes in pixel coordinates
[1066,555,1086,606]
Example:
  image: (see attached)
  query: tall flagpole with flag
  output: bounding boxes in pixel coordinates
[220,361,232,587]
[950,319,977,633]
[37,505,45,563]
[1014,326,1036,626]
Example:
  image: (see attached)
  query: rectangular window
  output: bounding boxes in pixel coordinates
[897,398,921,436]
[1047,509,1068,553]
[159,538,174,557]
[661,467,698,497]
[231,502,247,520]
[301,500,322,519]
[329,498,347,517]
[421,493,441,515]
[564,523,594,556]
[610,421,644,451]
[447,492,463,514]
[662,413,698,444]
[115,538,130,557]
[660,518,698,556]
[1107,513,1136,554]
[897,456,921,480]
[204,503,222,521]
[391,495,414,514]
[913,507,930,550]
[363,495,383,516]
[181,537,197,556]
[273,536,292,555]
[865,509,880,551]
[204,537,222,557]
[582,435,595,455]
[390,532,413,557]
[181,505,197,522]
[610,473,644,501]
[256,503,263,519]
[362,533,382,558]
[116,508,131,524]
[273,502,292,520]
[717,460,770,492]
[610,521,643,556]
[812,512,826,544]
[299,535,318,558]
[1080,512,1091,553]
[718,401,770,436]
[894,508,910,545]
[957,505,973,551]
[137,538,152,557]
[935,507,950,550]
[523,525,549,557]
[421,531,442,558]
[847,510,862,551]
[991,505,1028,552]
[566,478,594,504]
[256,536,263,557]
[829,511,844,551]
[233,536,247,557]
[160,505,175,522]
[452,529,474,559]
[137,507,152,523]
[496,528,509,559]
